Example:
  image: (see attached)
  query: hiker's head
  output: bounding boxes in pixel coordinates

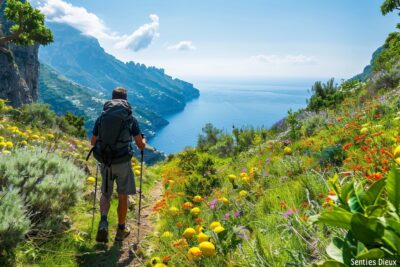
[112,87,128,100]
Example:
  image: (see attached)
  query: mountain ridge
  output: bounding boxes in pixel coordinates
[39,22,199,138]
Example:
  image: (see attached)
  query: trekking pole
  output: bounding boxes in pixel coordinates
[136,149,144,246]
[90,163,99,239]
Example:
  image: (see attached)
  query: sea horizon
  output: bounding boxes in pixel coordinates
[149,78,317,154]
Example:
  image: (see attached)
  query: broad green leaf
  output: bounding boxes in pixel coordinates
[326,237,344,263]
[340,182,354,210]
[366,178,386,206]
[355,182,368,209]
[343,231,357,266]
[356,241,367,255]
[312,207,353,229]
[349,191,363,213]
[386,218,400,235]
[387,167,400,212]
[329,174,340,196]
[365,205,386,218]
[351,213,384,245]
[382,229,400,253]
[355,248,385,260]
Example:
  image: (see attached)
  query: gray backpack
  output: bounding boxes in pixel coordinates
[92,99,134,165]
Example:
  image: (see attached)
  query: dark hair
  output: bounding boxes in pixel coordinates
[112,87,128,100]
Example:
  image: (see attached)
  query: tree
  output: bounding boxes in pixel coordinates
[307,78,342,112]
[0,0,53,47]
[381,0,400,29]
[381,0,400,15]
[197,123,222,151]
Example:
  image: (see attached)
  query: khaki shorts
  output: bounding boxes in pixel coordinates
[100,161,136,198]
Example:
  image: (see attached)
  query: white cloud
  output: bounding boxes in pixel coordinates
[251,54,318,64]
[115,15,159,51]
[35,0,159,52]
[167,41,196,51]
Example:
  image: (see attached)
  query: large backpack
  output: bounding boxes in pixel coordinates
[92,99,134,165]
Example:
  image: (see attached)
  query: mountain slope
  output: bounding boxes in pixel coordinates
[39,23,199,134]
[351,47,383,81]
[38,63,166,163]
[38,64,168,134]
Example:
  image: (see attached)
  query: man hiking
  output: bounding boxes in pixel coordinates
[90,87,146,243]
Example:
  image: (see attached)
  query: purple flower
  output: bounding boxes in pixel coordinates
[210,199,218,205]
[282,209,294,219]
[225,213,230,218]
[241,168,247,172]
[234,211,241,217]
[263,171,269,177]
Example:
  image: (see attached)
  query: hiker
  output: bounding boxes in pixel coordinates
[90,87,146,243]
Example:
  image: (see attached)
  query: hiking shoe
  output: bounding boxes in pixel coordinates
[96,219,109,243]
[115,226,130,241]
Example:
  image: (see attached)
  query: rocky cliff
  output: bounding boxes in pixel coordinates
[0,2,39,107]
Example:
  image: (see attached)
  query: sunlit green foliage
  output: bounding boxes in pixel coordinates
[0,0,53,46]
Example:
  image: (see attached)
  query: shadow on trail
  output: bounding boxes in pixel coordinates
[76,241,135,267]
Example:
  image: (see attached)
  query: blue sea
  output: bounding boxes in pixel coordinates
[148,79,314,154]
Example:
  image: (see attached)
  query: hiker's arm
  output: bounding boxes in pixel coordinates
[91,135,97,146]
[134,134,146,151]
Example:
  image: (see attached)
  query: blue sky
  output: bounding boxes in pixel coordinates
[35,0,399,81]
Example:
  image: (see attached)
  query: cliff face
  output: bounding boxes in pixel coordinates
[0,3,39,107]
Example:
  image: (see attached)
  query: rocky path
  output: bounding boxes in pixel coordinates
[116,180,163,266]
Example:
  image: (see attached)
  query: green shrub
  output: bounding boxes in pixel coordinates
[307,78,348,112]
[0,189,30,264]
[183,154,220,196]
[17,103,57,129]
[311,168,400,265]
[177,148,199,175]
[209,134,235,157]
[287,109,302,141]
[301,115,326,137]
[0,149,85,258]
[373,32,400,73]
[318,145,346,167]
[56,112,87,138]
[15,103,87,138]
[197,123,222,152]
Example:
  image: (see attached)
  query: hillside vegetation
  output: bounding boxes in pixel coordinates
[1,1,400,266]
[2,27,399,266]
[142,32,400,266]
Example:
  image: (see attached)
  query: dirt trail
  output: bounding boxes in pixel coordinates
[116,180,163,266]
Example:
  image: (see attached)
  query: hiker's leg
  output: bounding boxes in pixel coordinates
[114,161,135,241]
[99,164,114,218]
[100,194,111,216]
[115,161,136,224]
[96,165,113,242]
[117,194,128,224]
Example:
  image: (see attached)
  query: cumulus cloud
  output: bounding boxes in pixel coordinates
[251,54,318,64]
[167,41,196,51]
[35,0,159,52]
[115,15,159,51]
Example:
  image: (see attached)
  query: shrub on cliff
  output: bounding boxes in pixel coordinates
[0,189,30,265]
[0,149,85,261]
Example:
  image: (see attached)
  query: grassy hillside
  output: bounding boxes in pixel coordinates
[0,99,160,266]
[141,32,400,266]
